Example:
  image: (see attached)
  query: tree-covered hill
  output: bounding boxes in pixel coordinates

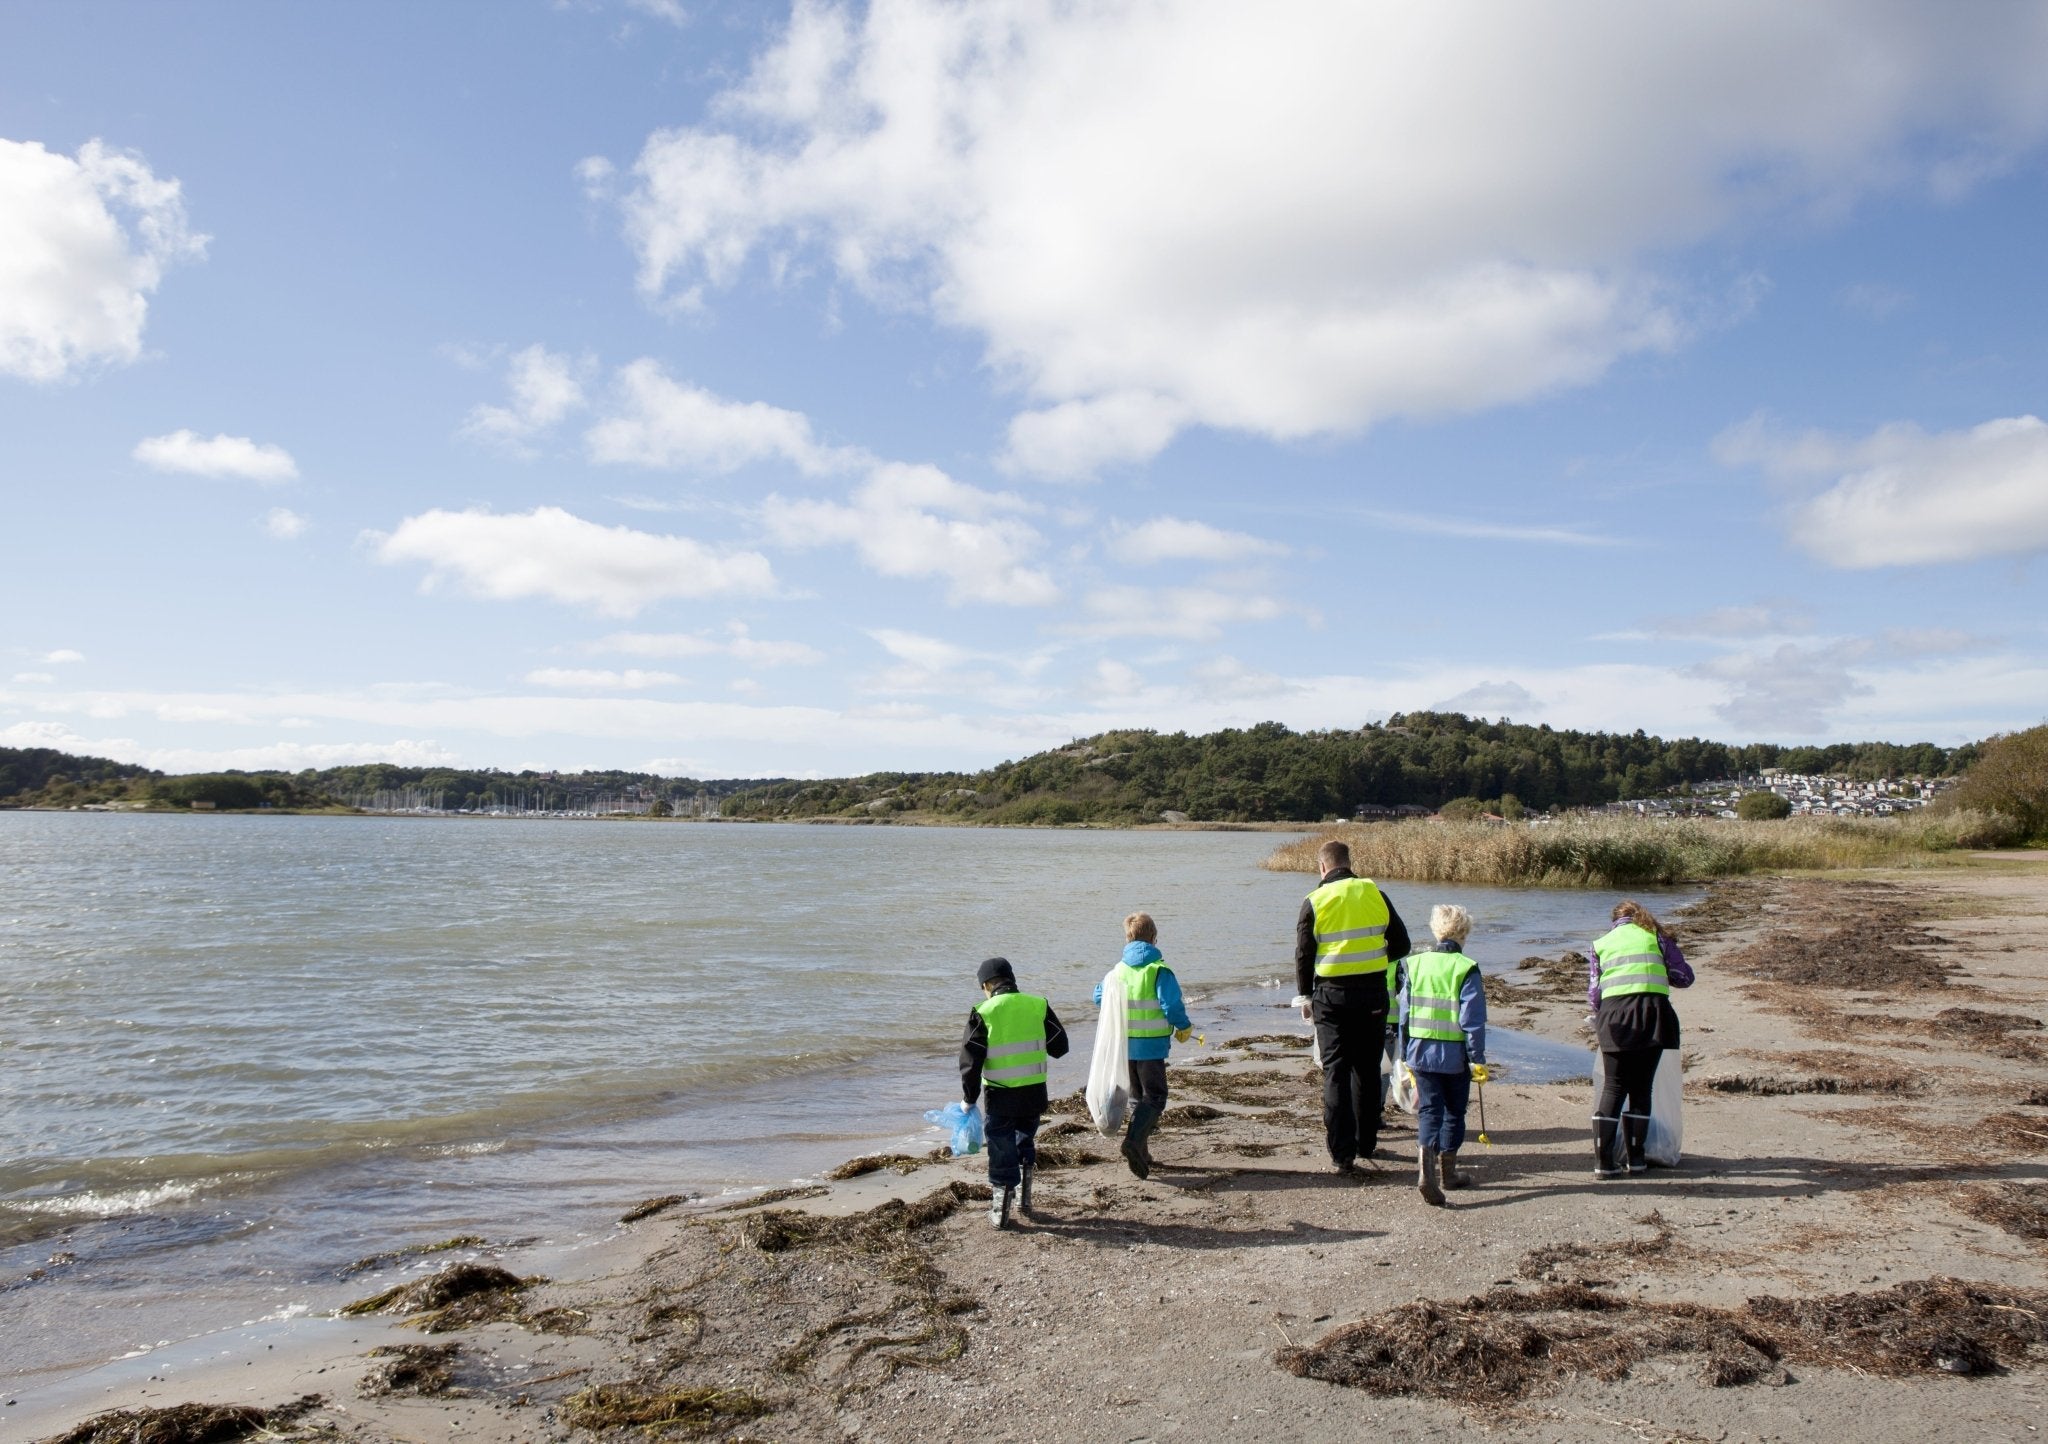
[718,712,1973,824]
[3,714,1974,820]
[0,747,159,806]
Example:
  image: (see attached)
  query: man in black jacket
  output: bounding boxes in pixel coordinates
[1294,840,1411,1173]
[961,956,1071,1226]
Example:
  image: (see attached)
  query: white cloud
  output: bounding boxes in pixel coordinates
[462,344,590,453]
[1115,516,1287,566]
[1002,392,1188,479]
[1768,416,2048,567]
[525,667,683,690]
[1067,585,1294,640]
[761,462,1058,605]
[868,628,974,672]
[623,0,688,26]
[1883,627,1987,658]
[0,717,462,773]
[12,672,55,684]
[1188,655,1296,701]
[1429,679,1540,717]
[1637,604,1810,642]
[586,359,859,474]
[134,430,297,482]
[263,507,308,540]
[0,138,207,383]
[1693,640,1874,735]
[43,649,84,664]
[372,505,776,617]
[1354,510,1618,547]
[1086,658,1145,700]
[604,3,2048,473]
[589,623,823,666]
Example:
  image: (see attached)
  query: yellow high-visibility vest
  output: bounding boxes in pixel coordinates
[975,992,1050,1088]
[1593,922,1670,1000]
[1310,876,1392,978]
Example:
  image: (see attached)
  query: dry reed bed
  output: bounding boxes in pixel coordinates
[1262,812,2019,886]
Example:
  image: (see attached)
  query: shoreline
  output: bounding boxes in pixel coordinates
[15,860,2048,1441]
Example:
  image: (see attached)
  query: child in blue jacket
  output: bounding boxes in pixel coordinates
[1393,903,1487,1206]
[1093,911,1193,1179]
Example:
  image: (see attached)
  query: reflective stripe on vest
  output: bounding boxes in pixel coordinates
[975,992,1050,1087]
[1594,922,1670,1000]
[1405,949,1476,1042]
[1122,961,1170,1038]
[1310,876,1392,977]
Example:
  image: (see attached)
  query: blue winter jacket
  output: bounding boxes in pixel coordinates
[1394,942,1488,1074]
[1092,941,1192,1061]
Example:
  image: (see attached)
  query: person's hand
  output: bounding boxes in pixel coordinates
[1174,1026,1193,1043]
[1470,1063,1489,1084]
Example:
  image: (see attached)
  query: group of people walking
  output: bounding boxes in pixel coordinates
[958,837,1693,1228]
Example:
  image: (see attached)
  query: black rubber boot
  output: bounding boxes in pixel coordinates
[1018,1163,1036,1214]
[1418,1145,1445,1206]
[989,1185,1013,1229]
[1623,1113,1651,1174]
[1592,1116,1625,1179]
[1440,1151,1470,1190]
[1122,1103,1162,1180]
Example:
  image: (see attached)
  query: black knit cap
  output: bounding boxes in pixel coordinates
[975,956,1016,985]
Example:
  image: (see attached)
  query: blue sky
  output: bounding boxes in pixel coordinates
[4,1,2047,779]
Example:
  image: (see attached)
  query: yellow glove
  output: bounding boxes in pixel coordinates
[1173,1027,1193,1043]
[1470,1063,1489,1084]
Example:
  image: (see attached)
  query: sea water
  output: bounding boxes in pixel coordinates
[0,812,1696,1386]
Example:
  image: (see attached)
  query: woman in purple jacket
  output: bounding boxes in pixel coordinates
[1587,899,1694,1178]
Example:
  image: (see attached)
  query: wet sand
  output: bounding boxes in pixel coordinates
[15,859,2048,1443]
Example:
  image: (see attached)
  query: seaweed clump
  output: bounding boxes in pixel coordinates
[339,1262,539,1332]
[826,1153,928,1181]
[1518,1211,1682,1284]
[1953,1183,2048,1244]
[360,1342,463,1398]
[1276,1276,2048,1405]
[46,1396,323,1444]
[563,1381,770,1436]
[621,1194,691,1223]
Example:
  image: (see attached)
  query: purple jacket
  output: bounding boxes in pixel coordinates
[1587,933,1693,1011]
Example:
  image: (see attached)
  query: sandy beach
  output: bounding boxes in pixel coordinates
[16,857,2048,1444]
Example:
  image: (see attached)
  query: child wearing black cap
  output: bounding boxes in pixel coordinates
[960,956,1070,1228]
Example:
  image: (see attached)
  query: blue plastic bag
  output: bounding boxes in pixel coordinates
[924,1101,984,1156]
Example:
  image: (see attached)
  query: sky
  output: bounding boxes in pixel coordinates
[4,0,2048,781]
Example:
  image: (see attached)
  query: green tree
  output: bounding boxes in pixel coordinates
[1736,791,1792,820]
[1950,724,2048,840]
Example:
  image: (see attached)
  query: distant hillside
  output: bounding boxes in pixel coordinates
[718,712,1975,825]
[3,715,1976,821]
[0,747,159,806]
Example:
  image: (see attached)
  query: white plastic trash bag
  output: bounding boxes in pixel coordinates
[1085,965,1130,1136]
[1391,1059,1419,1115]
[1591,1048,1683,1165]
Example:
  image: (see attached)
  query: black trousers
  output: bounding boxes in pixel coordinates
[1597,1048,1661,1117]
[1312,984,1387,1164]
[1126,1057,1169,1110]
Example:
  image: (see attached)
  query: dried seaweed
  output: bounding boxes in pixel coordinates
[1953,1183,2048,1244]
[45,1396,323,1444]
[360,1342,462,1398]
[563,1381,770,1437]
[1221,1034,1312,1049]
[1277,1276,2048,1405]
[825,1153,928,1181]
[621,1194,690,1223]
[338,1262,539,1332]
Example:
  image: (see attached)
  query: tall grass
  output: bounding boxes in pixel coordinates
[1260,810,2023,886]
